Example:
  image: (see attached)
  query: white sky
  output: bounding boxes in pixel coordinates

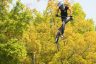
[21,0,96,24]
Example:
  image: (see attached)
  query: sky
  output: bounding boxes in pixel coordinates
[21,0,96,24]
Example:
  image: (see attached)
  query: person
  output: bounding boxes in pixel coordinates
[55,1,73,43]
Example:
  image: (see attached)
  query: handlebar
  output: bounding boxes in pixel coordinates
[56,14,73,20]
[56,14,72,18]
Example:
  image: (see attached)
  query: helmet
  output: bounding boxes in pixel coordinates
[57,1,65,10]
[57,1,64,7]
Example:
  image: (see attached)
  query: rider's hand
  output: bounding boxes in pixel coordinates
[56,14,59,17]
[70,16,73,20]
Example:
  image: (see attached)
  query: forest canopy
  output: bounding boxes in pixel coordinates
[0,0,96,64]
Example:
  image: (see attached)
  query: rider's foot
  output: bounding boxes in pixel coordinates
[61,35,64,38]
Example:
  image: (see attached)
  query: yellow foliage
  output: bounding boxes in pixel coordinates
[8,1,96,64]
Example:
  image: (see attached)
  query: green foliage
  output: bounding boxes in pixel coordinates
[0,0,30,64]
[0,38,27,64]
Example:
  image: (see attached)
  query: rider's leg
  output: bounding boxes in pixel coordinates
[65,16,72,24]
[55,18,66,43]
[60,18,66,36]
[55,21,65,43]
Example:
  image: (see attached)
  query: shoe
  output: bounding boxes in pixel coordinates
[61,35,64,38]
[55,37,58,43]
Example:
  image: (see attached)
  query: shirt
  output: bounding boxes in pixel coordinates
[60,6,69,18]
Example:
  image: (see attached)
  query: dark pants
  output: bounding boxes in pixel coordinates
[55,17,71,43]
[59,17,71,35]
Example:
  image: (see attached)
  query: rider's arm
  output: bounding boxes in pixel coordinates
[68,7,73,20]
[57,8,59,13]
[56,8,59,17]
[68,8,72,16]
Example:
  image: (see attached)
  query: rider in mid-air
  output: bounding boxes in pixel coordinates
[55,1,73,43]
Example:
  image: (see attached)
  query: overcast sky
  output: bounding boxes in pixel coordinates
[21,0,96,24]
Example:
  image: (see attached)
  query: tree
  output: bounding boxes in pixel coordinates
[0,0,96,64]
[0,38,27,64]
[0,0,31,64]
